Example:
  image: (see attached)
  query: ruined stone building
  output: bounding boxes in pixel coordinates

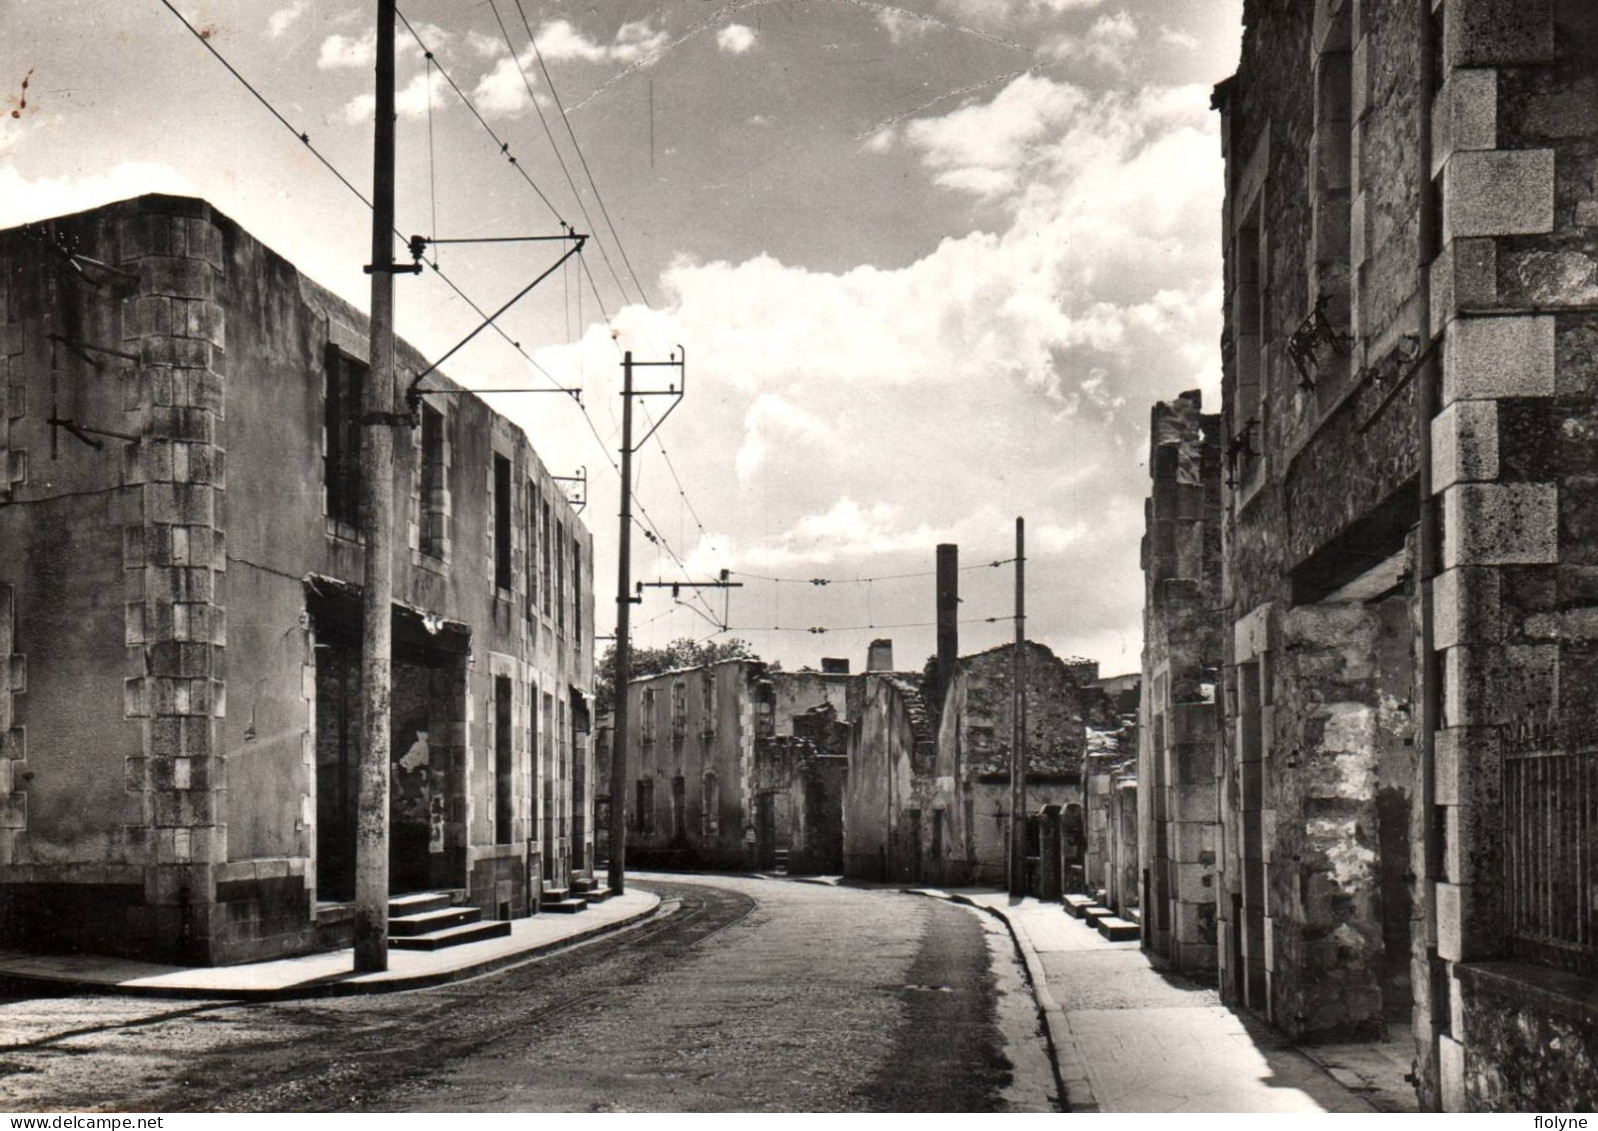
[1081,672,1140,909]
[940,642,1095,887]
[0,195,596,965]
[1081,704,1139,913]
[1205,0,1598,1110]
[1138,392,1224,976]
[621,660,850,873]
[841,547,1096,887]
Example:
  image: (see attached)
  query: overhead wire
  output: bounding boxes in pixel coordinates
[729,558,1019,586]
[159,0,718,624]
[485,0,636,314]
[513,0,655,310]
[409,3,716,625]
[161,0,781,638]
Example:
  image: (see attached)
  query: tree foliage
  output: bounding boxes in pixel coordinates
[594,636,760,713]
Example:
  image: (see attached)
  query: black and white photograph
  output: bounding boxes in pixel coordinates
[0,0,1593,1115]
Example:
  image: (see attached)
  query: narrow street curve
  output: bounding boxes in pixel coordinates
[0,877,1051,1113]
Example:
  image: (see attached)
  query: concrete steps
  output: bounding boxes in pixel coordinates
[1063,894,1098,919]
[542,884,588,913]
[388,905,482,937]
[386,891,508,951]
[1084,906,1116,928]
[542,897,589,914]
[1096,915,1141,942]
[570,876,613,903]
[390,918,511,951]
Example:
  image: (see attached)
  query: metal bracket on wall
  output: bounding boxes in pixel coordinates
[47,333,138,368]
[46,416,140,450]
[550,467,587,514]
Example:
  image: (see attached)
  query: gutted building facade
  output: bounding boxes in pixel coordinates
[622,662,849,872]
[1213,0,1598,1109]
[843,640,1094,887]
[0,195,595,965]
[1139,392,1225,976]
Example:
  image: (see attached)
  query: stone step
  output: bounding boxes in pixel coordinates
[542,887,571,902]
[542,897,589,914]
[388,905,482,937]
[1063,894,1097,919]
[569,876,602,895]
[387,891,458,918]
[389,918,511,951]
[1083,905,1115,925]
[1096,915,1141,942]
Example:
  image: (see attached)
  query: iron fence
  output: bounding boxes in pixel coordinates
[1503,717,1598,972]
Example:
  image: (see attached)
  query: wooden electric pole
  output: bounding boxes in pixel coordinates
[355,0,399,971]
[1009,516,1028,898]
[607,348,686,897]
[608,353,637,897]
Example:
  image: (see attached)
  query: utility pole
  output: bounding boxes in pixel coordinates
[607,348,686,897]
[1010,517,1028,898]
[355,0,400,972]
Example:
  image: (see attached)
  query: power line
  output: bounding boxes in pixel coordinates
[397,5,717,596]
[155,0,372,209]
[720,615,1019,635]
[157,0,572,399]
[158,0,722,620]
[513,0,655,310]
[395,7,565,225]
[486,0,636,314]
[730,558,1018,586]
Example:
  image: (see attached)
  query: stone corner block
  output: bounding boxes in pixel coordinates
[1430,238,1498,329]
[1432,567,1503,651]
[1443,149,1555,241]
[1431,68,1498,180]
[1444,0,1556,69]
[1442,482,1557,568]
[1441,315,1555,406]
[1431,399,1500,494]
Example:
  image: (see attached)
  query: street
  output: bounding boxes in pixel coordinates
[0,877,1056,1113]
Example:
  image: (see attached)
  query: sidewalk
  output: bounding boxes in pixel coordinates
[909,888,1418,1114]
[0,889,660,1001]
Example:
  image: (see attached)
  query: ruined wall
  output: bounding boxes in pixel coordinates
[0,196,594,964]
[843,673,967,885]
[1425,1,1598,1110]
[1139,392,1224,975]
[626,662,844,871]
[938,648,1085,888]
[1082,721,1135,897]
[1217,0,1598,1106]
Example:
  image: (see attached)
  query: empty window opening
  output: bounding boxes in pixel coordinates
[556,519,567,634]
[493,455,512,591]
[419,404,447,559]
[703,772,720,837]
[636,778,655,835]
[541,501,552,616]
[494,675,514,844]
[324,348,365,528]
[572,536,582,644]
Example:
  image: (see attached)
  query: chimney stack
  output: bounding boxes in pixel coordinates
[935,543,959,704]
[867,638,894,672]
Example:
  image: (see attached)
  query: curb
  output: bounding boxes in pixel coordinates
[905,889,1100,1113]
[0,897,667,1003]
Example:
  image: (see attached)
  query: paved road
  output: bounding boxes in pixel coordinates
[0,876,1054,1113]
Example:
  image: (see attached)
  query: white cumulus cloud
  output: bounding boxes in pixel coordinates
[534,18,668,65]
[716,24,757,54]
[268,0,309,38]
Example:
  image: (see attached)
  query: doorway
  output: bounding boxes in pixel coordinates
[310,587,469,901]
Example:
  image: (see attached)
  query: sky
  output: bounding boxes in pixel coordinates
[1,0,1242,677]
